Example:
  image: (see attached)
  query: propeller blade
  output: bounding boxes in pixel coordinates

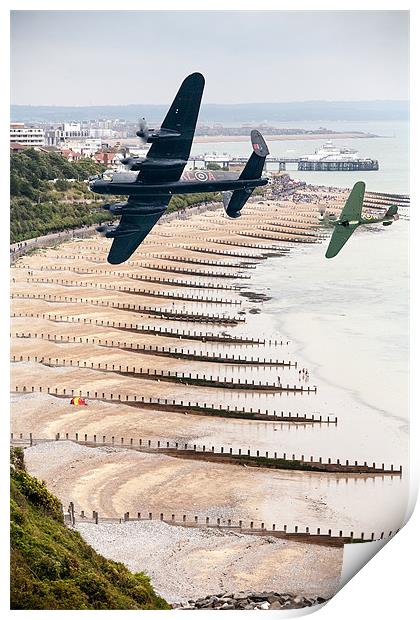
[136,117,149,143]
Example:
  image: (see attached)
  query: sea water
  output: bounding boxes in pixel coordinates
[191,120,410,533]
[191,120,409,194]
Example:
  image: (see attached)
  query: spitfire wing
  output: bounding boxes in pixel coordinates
[107,197,170,264]
[140,73,205,183]
[339,181,365,222]
[325,224,358,259]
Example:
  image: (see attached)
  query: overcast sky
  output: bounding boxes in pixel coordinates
[10,10,409,106]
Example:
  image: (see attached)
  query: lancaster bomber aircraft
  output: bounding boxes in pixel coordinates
[323,181,399,259]
[90,73,269,264]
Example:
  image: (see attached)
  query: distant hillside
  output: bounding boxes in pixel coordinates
[10,448,170,610]
[11,100,409,123]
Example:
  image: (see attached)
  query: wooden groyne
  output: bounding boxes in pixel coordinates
[11,434,401,476]
[63,504,399,547]
[42,253,107,263]
[139,263,251,279]
[24,278,242,305]
[13,333,295,366]
[11,312,283,345]
[182,246,268,260]
[364,191,410,208]
[208,239,290,252]
[11,294,245,325]
[12,356,315,393]
[261,216,318,225]
[148,254,258,269]
[124,275,241,290]
[260,225,318,236]
[21,256,252,279]
[239,232,319,244]
[16,265,241,290]
[11,387,332,424]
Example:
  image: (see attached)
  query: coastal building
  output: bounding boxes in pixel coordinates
[10,142,29,153]
[59,148,83,162]
[45,122,90,146]
[10,123,45,147]
[93,150,121,167]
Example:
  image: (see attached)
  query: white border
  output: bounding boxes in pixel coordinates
[2,2,417,619]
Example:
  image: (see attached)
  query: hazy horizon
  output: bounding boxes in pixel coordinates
[10,100,409,124]
[11,98,409,109]
[11,11,409,106]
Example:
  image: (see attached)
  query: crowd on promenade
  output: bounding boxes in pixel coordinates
[284,185,347,206]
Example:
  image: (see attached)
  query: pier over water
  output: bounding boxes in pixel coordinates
[190,141,379,172]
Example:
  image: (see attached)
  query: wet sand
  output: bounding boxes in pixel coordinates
[10,186,406,598]
[23,441,400,536]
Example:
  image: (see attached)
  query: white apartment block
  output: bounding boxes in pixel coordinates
[45,122,90,146]
[10,123,45,147]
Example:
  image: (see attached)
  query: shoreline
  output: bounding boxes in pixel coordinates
[192,132,377,144]
[109,132,377,149]
[10,184,406,600]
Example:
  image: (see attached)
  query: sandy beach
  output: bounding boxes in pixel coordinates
[193,132,375,144]
[10,185,406,599]
[110,132,375,148]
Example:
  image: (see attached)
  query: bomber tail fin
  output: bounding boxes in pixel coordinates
[223,130,269,218]
[239,130,269,181]
[222,189,253,219]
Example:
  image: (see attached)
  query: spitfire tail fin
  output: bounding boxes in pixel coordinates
[383,204,399,226]
[385,205,399,218]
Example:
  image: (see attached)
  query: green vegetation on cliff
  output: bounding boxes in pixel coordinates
[168,192,220,212]
[10,149,109,243]
[10,149,220,244]
[10,448,169,610]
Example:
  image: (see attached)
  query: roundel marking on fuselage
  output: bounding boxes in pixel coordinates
[194,170,209,182]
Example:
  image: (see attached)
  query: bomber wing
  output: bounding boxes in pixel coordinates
[106,197,170,264]
[139,72,205,183]
[339,181,365,222]
[325,223,359,258]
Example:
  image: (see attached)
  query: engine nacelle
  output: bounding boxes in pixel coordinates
[120,156,147,171]
[96,224,118,237]
[102,201,127,215]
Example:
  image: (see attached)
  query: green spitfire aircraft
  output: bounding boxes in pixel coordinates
[323,181,399,259]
